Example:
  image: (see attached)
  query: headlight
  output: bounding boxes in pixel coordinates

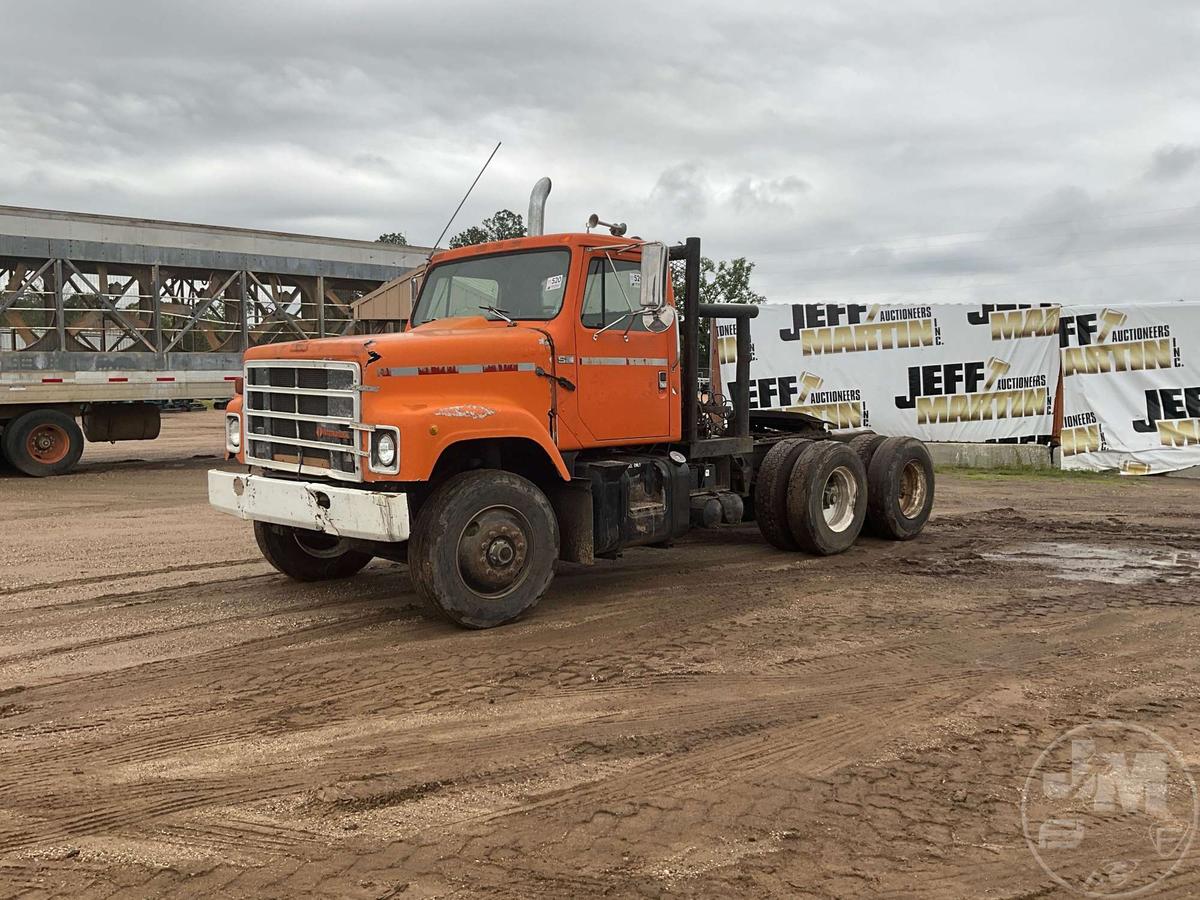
[369,427,400,474]
[226,414,241,451]
[376,432,396,466]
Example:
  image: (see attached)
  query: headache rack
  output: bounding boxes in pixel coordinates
[243,359,366,481]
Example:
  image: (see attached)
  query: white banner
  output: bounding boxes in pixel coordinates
[716,302,1061,443]
[1058,303,1200,474]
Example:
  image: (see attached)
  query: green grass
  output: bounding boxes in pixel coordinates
[934,464,1123,481]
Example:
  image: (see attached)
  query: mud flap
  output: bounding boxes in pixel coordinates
[548,478,594,565]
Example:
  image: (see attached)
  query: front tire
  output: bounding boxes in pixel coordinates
[254,522,373,581]
[2,408,85,477]
[409,470,558,629]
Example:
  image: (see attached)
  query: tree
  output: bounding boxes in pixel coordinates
[449,209,526,248]
[376,232,409,245]
[671,256,765,363]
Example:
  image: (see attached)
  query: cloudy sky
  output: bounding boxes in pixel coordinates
[3,1,1199,304]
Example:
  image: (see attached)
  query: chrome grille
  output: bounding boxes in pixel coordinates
[243,360,364,481]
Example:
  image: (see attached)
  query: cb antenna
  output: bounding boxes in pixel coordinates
[427,140,502,259]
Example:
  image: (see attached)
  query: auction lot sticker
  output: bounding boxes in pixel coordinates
[1022,720,1198,896]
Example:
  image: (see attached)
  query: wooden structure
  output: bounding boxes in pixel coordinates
[350,266,424,334]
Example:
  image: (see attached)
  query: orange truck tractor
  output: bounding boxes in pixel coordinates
[209,181,934,628]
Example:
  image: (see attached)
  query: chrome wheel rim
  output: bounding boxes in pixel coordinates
[822,465,858,533]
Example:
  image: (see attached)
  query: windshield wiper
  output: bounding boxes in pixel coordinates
[479,304,517,326]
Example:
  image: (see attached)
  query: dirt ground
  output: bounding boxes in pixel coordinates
[1,410,1199,898]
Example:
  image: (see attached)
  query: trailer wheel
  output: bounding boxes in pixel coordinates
[848,433,887,473]
[409,469,558,629]
[253,522,373,581]
[2,409,85,477]
[865,437,934,540]
[785,441,867,555]
[754,438,811,550]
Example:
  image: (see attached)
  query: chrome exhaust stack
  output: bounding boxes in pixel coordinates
[527,177,552,236]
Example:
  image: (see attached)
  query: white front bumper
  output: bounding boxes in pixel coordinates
[208,470,410,542]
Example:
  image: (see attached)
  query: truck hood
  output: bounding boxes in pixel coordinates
[243,317,555,371]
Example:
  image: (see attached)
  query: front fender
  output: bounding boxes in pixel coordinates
[392,402,570,482]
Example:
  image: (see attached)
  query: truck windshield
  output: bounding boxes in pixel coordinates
[411,248,570,325]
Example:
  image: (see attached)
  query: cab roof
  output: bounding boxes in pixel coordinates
[429,232,650,264]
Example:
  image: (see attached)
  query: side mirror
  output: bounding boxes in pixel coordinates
[639,243,667,309]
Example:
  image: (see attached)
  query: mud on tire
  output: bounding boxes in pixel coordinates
[254,522,373,581]
[754,437,811,551]
[408,469,559,629]
[865,436,935,540]
[785,440,868,556]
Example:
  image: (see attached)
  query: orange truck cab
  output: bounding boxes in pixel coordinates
[210,182,936,628]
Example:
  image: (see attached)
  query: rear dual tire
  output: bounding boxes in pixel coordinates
[864,436,934,540]
[756,439,867,555]
[786,441,868,556]
[755,435,934,553]
[755,438,810,551]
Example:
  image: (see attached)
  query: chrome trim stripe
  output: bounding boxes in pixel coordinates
[381,362,538,377]
[579,356,669,366]
[380,357,666,375]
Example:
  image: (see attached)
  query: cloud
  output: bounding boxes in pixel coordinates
[730,176,812,212]
[649,163,711,219]
[1145,144,1200,182]
[0,0,1198,304]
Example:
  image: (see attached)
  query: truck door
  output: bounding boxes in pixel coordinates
[574,253,673,442]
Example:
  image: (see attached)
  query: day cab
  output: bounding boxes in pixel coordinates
[210,231,695,627]
[210,206,936,628]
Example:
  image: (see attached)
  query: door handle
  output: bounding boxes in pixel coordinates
[658,371,668,390]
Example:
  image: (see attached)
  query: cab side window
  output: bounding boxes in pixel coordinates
[581,258,647,332]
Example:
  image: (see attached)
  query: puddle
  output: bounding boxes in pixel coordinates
[983,542,1199,584]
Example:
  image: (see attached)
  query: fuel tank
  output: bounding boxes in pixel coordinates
[578,454,690,556]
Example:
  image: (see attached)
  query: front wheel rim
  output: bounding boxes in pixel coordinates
[821,466,858,533]
[293,530,351,559]
[26,423,70,465]
[898,460,928,518]
[456,505,531,599]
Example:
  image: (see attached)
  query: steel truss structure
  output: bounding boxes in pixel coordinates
[0,205,428,377]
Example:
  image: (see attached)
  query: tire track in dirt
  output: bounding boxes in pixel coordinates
[0,557,267,599]
[0,653,989,855]
[3,446,1200,897]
